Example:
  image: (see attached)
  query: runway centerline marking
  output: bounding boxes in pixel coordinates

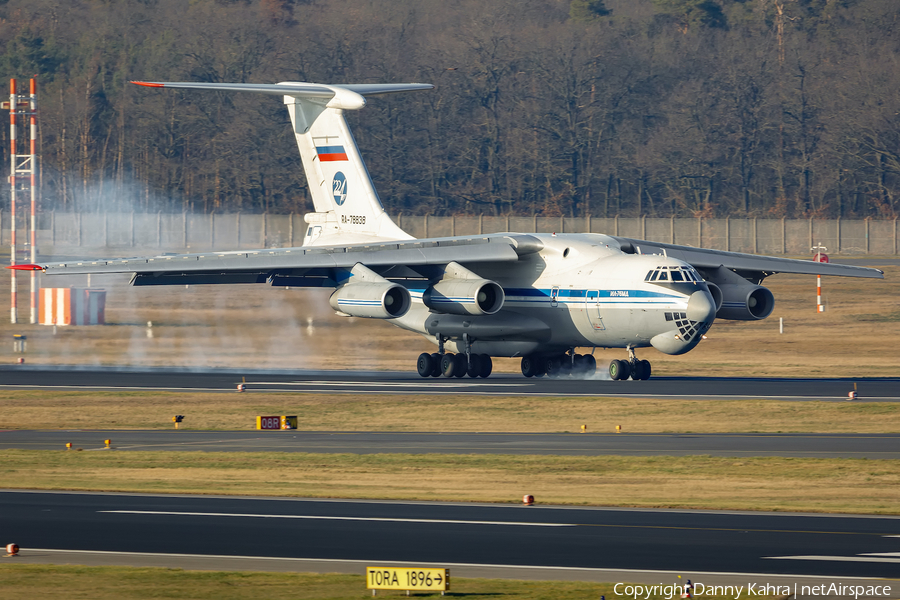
[99,510,575,527]
[100,511,893,536]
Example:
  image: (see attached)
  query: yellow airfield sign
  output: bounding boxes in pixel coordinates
[366,567,449,592]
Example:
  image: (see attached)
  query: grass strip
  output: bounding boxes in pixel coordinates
[1,391,899,433]
[0,565,785,600]
[2,450,898,514]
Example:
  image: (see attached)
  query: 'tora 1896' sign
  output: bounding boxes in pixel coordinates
[366,567,449,593]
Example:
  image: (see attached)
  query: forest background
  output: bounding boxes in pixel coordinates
[0,0,898,220]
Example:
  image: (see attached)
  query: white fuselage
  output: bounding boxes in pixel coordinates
[391,233,717,358]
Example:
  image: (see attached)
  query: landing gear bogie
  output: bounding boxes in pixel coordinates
[418,352,492,378]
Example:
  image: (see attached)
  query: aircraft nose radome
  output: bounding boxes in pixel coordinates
[687,290,716,323]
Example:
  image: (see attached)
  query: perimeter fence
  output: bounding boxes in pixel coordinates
[2,212,897,256]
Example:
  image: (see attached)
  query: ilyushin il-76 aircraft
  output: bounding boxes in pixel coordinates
[21,81,884,379]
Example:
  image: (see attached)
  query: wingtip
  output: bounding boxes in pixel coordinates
[131,81,164,88]
[6,264,43,271]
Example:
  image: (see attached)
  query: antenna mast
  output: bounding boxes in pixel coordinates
[7,78,39,324]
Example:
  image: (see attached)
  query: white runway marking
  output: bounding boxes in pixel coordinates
[99,510,575,527]
[247,380,530,388]
[766,555,900,563]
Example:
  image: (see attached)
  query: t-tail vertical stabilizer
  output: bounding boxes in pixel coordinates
[132,80,432,245]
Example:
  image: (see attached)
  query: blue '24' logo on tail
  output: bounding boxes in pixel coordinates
[332,172,348,206]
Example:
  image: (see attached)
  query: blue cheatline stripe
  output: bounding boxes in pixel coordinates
[506,288,679,299]
[407,287,678,300]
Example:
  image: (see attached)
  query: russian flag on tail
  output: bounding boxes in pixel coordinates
[316,144,348,162]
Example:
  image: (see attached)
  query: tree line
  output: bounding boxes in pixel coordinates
[0,0,898,219]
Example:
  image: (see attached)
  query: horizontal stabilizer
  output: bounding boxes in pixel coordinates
[132,81,433,108]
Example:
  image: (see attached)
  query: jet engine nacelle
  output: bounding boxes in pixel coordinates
[708,282,775,321]
[423,278,505,316]
[329,282,411,319]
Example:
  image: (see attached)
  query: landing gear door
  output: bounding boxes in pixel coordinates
[586,290,605,330]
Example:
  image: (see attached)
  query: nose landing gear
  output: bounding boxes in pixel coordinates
[609,347,651,381]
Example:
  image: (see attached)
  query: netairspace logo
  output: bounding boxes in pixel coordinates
[613,582,893,600]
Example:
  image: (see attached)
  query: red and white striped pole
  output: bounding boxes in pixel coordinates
[817,275,823,313]
[812,246,828,314]
[9,78,17,324]
[29,78,37,324]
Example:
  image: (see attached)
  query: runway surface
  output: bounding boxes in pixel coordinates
[3,430,899,459]
[1,366,897,401]
[2,490,898,587]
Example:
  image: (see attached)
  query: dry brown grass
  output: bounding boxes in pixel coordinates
[0,263,895,377]
[0,390,898,432]
[0,565,773,600]
[2,450,898,514]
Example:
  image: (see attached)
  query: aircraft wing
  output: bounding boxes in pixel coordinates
[37,234,544,286]
[612,237,884,279]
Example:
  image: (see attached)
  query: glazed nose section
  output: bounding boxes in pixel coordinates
[687,290,716,324]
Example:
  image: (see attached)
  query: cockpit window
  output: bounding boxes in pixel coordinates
[646,265,704,284]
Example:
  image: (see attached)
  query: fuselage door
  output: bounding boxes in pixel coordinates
[586,289,605,330]
[550,286,560,308]
[305,225,323,245]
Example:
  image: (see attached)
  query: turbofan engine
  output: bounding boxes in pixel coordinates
[707,282,775,321]
[420,262,505,316]
[329,282,410,318]
[423,278,505,316]
[329,264,411,319]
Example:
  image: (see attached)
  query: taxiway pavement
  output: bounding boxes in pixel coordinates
[2,430,899,459]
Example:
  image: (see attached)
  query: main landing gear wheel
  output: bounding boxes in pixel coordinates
[440,353,458,377]
[430,353,442,377]
[571,354,597,377]
[453,353,467,377]
[521,355,540,378]
[609,359,631,381]
[479,354,492,378]
[468,354,482,378]
[469,354,492,378]
[416,353,434,377]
